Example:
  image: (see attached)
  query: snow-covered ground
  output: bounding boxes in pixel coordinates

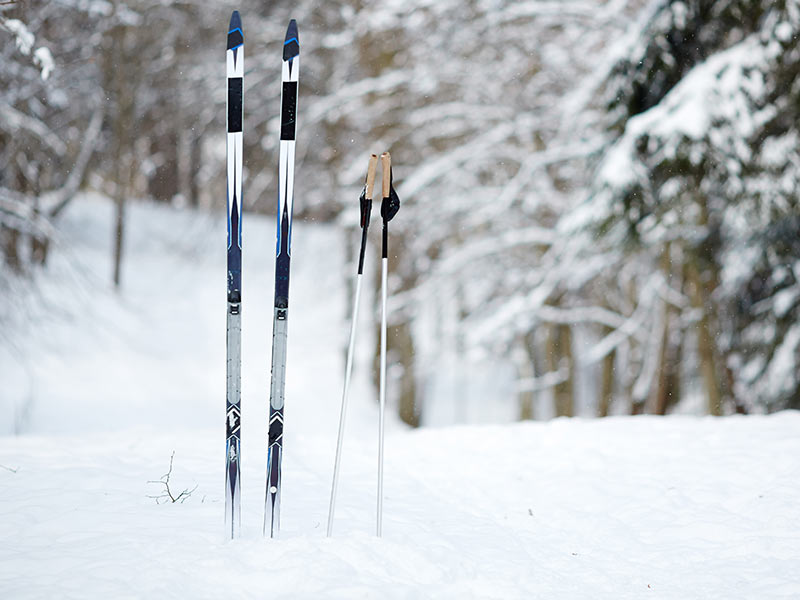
[1,198,799,598]
[2,415,799,598]
[0,194,376,438]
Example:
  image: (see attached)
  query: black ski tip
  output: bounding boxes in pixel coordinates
[228,11,243,49]
[283,19,299,60]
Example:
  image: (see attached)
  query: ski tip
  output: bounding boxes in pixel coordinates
[228,11,243,50]
[229,11,242,32]
[283,19,299,61]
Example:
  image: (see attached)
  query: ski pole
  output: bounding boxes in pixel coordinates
[327,154,378,537]
[377,151,400,537]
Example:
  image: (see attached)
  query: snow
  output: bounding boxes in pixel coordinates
[2,198,800,598]
[1,416,799,598]
[33,47,54,81]
[1,17,53,80]
[3,19,35,55]
[0,194,363,438]
[775,21,794,42]
[773,286,800,319]
[597,33,772,190]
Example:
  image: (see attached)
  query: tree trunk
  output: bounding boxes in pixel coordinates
[372,233,419,428]
[190,135,202,208]
[653,244,682,415]
[687,190,727,416]
[112,190,126,288]
[624,280,645,415]
[177,119,192,206]
[598,325,615,417]
[373,316,419,427]
[548,323,573,417]
[30,231,49,266]
[108,11,136,289]
[653,316,682,415]
[30,195,49,266]
[517,331,537,421]
[1,225,22,273]
[686,260,723,416]
[393,320,419,427]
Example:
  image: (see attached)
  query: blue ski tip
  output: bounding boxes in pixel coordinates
[227,12,243,50]
[229,11,242,32]
[283,20,299,60]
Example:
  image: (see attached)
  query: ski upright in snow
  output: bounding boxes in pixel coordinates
[265,19,299,538]
[225,9,244,540]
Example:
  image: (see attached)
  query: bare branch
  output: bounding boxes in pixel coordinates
[147,451,197,504]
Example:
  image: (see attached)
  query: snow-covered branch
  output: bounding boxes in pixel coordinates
[47,106,105,218]
[0,16,54,80]
[0,104,65,155]
[515,366,569,393]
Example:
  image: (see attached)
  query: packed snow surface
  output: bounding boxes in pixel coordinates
[1,198,799,598]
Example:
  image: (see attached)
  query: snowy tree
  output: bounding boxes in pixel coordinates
[1,6,64,273]
[583,0,800,413]
[355,0,648,423]
[4,0,798,421]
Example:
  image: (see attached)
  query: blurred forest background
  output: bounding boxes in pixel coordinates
[2,0,799,426]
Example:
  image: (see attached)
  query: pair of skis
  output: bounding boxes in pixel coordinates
[327,152,401,538]
[225,11,300,540]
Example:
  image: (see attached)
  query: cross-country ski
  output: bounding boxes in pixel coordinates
[224,9,244,540]
[265,18,300,539]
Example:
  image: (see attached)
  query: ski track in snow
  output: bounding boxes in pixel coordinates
[1,197,800,598]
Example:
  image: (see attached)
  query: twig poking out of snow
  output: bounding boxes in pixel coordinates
[147,451,197,504]
[0,464,19,473]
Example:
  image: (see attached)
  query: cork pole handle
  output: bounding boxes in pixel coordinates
[366,154,378,201]
[381,152,391,199]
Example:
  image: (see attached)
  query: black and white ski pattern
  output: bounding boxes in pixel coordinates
[265,19,299,539]
[225,9,243,540]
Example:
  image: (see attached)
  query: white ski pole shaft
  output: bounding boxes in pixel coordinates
[327,274,363,537]
[377,256,388,537]
[327,154,377,537]
[377,152,395,538]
